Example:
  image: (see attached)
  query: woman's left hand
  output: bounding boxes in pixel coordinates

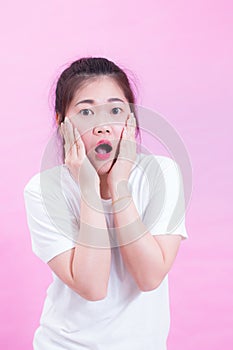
[107,112,137,198]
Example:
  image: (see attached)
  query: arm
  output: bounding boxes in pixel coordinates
[108,113,183,291]
[48,191,111,301]
[48,118,111,301]
[111,186,182,291]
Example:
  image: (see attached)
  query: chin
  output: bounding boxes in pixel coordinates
[88,148,119,176]
[95,158,116,176]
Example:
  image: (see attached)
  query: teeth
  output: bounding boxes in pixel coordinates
[98,147,107,154]
[95,144,112,154]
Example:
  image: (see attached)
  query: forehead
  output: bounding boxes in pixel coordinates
[72,76,127,103]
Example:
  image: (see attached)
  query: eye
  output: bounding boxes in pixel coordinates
[111,107,122,115]
[79,109,94,116]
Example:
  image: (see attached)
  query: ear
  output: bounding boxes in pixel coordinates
[55,113,63,139]
[55,113,61,125]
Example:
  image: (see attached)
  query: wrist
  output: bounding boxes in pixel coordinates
[110,180,130,201]
[80,184,102,209]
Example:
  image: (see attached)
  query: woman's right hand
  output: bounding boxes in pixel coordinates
[60,117,100,195]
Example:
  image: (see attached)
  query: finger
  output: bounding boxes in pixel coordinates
[125,112,135,126]
[64,117,75,144]
[60,122,64,138]
[74,126,81,142]
[60,122,70,156]
[121,126,128,140]
[64,117,76,158]
[126,113,136,140]
[124,112,137,134]
[62,119,70,144]
[74,128,85,158]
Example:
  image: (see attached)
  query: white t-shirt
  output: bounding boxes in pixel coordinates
[24,153,188,350]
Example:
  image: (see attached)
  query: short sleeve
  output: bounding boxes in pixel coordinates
[24,168,78,263]
[142,157,188,239]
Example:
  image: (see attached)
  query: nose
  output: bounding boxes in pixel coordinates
[93,124,112,135]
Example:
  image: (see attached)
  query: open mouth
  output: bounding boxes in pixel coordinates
[95,140,113,160]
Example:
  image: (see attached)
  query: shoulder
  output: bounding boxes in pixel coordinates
[24,172,41,197]
[24,165,69,198]
[133,153,179,178]
[129,154,181,203]
[24,165,81,212]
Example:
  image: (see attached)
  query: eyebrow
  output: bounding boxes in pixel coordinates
[75,98,125,106]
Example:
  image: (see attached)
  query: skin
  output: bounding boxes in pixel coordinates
[48,75,183,301]
[60,75,136,200]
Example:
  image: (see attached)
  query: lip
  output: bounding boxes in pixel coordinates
[96,139,112,147]
[95,153,111,160]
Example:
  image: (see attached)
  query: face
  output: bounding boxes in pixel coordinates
[65,76,131,175]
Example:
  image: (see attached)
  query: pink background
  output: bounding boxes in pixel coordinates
[0,1,232,349]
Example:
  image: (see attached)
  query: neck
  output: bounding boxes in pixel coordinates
[99,174,111,200]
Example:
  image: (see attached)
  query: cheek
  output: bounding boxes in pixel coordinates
[113,125,125,139]
[69,117,94,143]
[80,132,91,151]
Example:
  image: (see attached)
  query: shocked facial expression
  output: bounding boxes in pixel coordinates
[65,76,131,175]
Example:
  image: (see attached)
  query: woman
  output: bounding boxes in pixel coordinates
[24,57,188,349]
